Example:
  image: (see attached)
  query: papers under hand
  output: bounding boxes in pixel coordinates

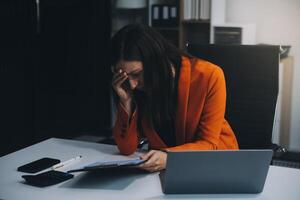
[51,155,82,170]
[67,158,145,173]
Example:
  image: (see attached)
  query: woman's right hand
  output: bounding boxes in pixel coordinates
[112,69,133,113]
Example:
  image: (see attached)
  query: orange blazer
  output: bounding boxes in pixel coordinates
[113,56,239,155]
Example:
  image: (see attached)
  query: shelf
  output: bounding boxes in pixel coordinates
[109,0,213,48]
[181,19,210,24]
[153,27,179,31]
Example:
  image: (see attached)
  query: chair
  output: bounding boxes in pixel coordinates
[187,44,279,149]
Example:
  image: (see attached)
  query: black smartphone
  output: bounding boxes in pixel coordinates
[17,157,61,173]
[122,79,131,90]
[22,170,74,187]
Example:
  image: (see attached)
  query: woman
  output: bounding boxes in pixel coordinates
[110,24,238,172]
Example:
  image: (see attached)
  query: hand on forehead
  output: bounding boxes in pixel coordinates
[114,60,143,74]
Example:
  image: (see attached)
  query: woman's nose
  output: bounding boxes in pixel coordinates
[129,79,138,90]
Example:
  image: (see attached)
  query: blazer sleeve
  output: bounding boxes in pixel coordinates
[113,103,139,155]
[166,67,227,151]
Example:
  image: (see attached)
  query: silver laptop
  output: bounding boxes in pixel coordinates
[160,150,273,194]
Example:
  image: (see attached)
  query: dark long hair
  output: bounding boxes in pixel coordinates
[110,24,188,138]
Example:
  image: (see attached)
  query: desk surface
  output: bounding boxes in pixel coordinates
[1,138,300,200]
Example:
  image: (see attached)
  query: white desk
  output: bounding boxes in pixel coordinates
[1,138,300,200]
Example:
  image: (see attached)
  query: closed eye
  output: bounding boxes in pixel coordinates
[128,71,143,78]
[131,72,142,77]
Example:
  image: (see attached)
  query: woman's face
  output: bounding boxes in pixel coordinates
[114,60,144,91]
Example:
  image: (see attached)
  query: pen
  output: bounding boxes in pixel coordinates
[52,155,82,170]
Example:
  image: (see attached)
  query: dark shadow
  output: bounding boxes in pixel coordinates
[188,44,279,149]
[54,138,121,155]
[60,167,148,190]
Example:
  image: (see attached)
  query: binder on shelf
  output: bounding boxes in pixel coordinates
[200,0,210,20]
[169,5,179,27]
[162,5,169,20]
[161,5,169,27]
[195,0,199,20]
[152,4,161,27]
[183,0,210,21]
[183,0,191,20]
[151,4,178,28]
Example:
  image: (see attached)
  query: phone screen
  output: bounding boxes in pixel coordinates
[122,79,130,90]
[18,157,61,173]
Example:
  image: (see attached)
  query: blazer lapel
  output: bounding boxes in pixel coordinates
[175,57,191,145]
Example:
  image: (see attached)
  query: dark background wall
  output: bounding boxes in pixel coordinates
[0,0,112,156]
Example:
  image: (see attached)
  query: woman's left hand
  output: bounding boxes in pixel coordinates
[138,150,167,172]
